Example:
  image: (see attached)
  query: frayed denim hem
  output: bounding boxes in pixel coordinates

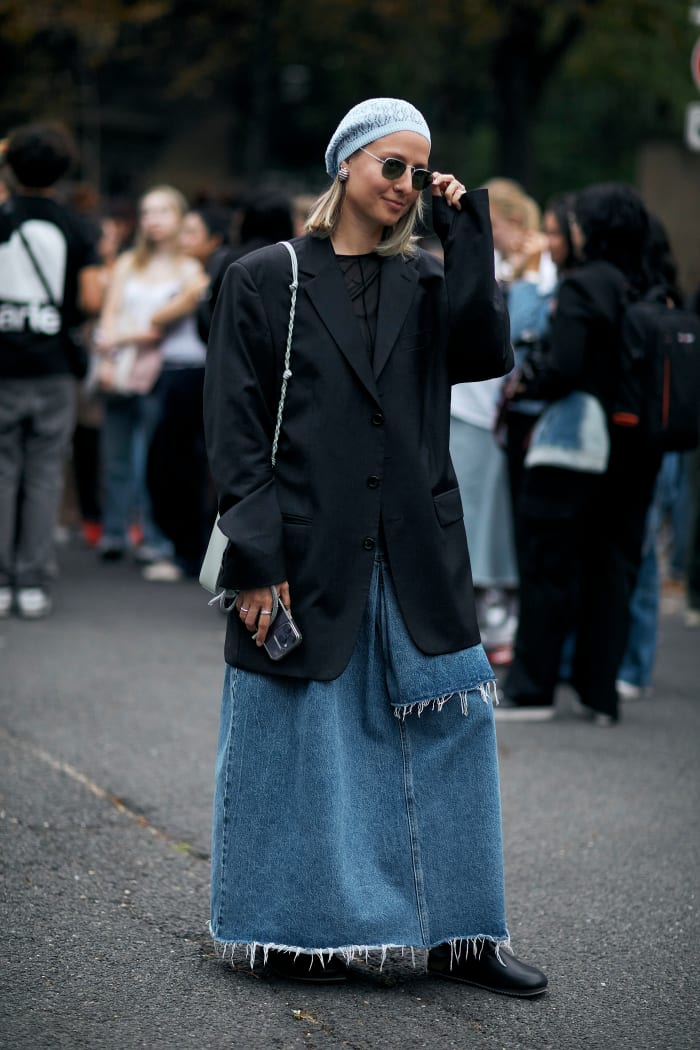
[392,679,498,720]
[208,926,512,970]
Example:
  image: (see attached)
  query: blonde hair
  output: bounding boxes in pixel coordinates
[305,176,425,258]
[522,195,542,232]
[482,177,529,227]
[132,184,189,270]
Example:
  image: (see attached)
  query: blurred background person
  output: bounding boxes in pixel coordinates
[143,203,227,581]
[501,183,657,725]
[449,177,535,664]
[190,201,237,344]
[0,122,101,619]
[94,184,205,566]
[71,211,128,548]
[497,193,576,566]
[202,190,293,334]
[616,218,693,696]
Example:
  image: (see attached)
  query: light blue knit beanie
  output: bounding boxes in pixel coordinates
[325,98,431,179]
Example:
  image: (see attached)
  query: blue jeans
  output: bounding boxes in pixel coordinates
[617,454,685,688]
[210,553,508,960]
[100,393,171,553]
[657,452,690,578]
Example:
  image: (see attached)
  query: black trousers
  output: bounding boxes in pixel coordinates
[147,367,211,575]
[505,447,660,718]
[503,409,538,576]
[72,423,101,522]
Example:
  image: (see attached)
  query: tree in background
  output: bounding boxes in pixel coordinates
[0,0,693,200]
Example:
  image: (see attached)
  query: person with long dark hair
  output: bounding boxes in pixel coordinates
[500,182,658,724]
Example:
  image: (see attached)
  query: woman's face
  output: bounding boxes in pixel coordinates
[543,210,569,269]
[490,210,525,258]
[180,212,219,262]
[98,218,121,265]
[140,191,182,244]
[342,131,429,233]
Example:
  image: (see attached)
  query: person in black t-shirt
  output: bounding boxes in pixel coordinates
[0,122,101,618]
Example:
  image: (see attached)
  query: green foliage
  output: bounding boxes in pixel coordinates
[0,0,695,202]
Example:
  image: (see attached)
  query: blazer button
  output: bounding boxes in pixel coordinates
[367,475,380,489]
[371,411,384,426]
[362,537,376,550]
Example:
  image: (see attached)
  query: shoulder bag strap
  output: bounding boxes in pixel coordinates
[203,240,298,605]
[16,222,59,308]
[271,240,298,468]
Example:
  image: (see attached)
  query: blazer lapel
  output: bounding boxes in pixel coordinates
[300,237,379,404]
[373,254,419,379]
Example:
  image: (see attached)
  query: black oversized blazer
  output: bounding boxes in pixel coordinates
[204,189,513,679]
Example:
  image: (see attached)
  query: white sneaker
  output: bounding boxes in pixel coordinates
[16,588,52,619]
[0,586,13,618]
[142,560,183,583]
[494,698,556,721]
[134,544,167,565]
[685,608,700,628]
[615,679,643,701]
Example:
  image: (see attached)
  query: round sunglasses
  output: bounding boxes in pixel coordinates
[359,147,434,192]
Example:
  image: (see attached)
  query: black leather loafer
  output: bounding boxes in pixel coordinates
[428,941,547,998]
[267,950,348,984]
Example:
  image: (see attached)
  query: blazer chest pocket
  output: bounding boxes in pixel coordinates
[433,487,464,527]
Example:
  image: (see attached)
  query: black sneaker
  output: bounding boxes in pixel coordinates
[428,941,547,998]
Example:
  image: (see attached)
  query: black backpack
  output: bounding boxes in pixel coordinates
[613,289,700,452]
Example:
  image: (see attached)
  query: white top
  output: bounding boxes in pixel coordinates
[450,378,504,429]
[120,274,206,366]
[121,274,180,327]
[161,314,206,366]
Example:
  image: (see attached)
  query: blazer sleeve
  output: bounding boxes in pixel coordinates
[203,259,288,590]
[432,189,513,383]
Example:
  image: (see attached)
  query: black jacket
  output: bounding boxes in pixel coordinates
[204,189,512,679]
[536,260,628,411]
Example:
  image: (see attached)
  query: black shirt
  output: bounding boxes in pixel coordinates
[0,194,99,378]
[335,252,382,361]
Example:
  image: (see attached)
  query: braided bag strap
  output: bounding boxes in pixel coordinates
[271,240,299,468]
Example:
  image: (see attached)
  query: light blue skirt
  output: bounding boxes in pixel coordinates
[210,551,509,964]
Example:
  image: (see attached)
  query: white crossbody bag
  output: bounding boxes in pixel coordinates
[200,240,299,607]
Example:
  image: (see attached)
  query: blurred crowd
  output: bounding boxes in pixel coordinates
[1,121,698,723]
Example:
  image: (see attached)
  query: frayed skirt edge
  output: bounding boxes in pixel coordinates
[208,926,513,970]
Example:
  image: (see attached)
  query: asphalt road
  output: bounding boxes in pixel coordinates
[1,540,698,1050]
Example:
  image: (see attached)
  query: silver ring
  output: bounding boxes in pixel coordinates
[260,610,272,615]
[239,607,249,614]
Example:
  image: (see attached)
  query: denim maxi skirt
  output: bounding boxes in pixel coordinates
[210,550,510,964]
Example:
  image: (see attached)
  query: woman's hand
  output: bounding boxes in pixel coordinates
[236,581,291,647]
[431,172,467,211]
[93,325,161,353]
[509,230,549,279]
[130,325,162,347]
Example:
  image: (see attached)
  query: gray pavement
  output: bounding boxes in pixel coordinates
[1,539,698,1050]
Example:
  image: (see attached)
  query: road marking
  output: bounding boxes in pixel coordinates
[0,725,206,857]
